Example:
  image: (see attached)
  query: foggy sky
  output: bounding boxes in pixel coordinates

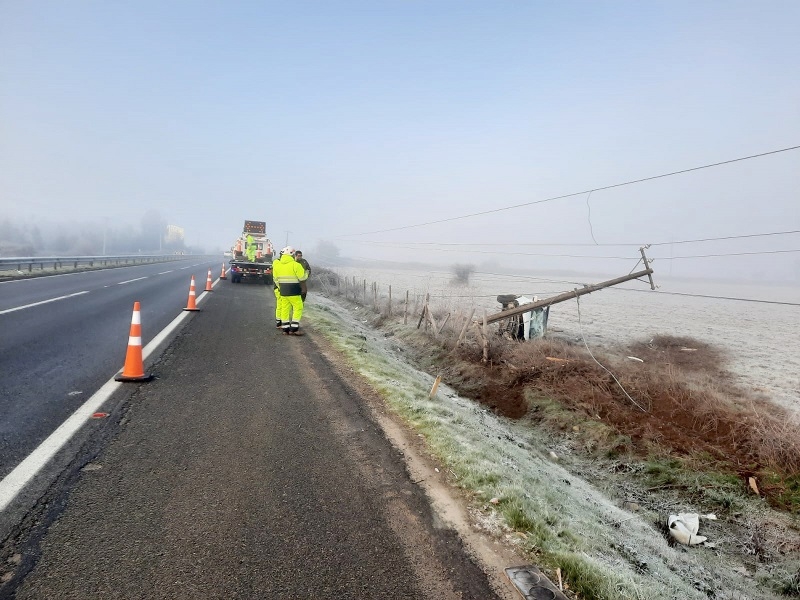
[1,1,799,283]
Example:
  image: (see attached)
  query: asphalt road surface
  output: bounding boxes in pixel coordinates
[0,257,222,481]
[1,278,501,599]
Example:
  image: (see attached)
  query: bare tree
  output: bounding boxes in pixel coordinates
[451,264,475,285]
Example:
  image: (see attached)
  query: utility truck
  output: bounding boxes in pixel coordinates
[229,220,274,284]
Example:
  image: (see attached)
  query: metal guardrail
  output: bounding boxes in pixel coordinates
[0,254,195,273]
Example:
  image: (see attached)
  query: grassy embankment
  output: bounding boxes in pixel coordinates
[306,269,800,600]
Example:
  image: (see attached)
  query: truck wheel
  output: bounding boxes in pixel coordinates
[264,274,273,285]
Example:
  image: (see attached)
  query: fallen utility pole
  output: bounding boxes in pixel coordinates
[485,247,655,325]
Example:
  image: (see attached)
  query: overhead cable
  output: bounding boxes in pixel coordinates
[610,287,800,307]
[331,241,800,261]
[649,230,800,246]
[337,145,800,237]
[343,229,800,248]
[662,249,800,260]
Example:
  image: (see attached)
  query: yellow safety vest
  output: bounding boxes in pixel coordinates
[273,254,307,296]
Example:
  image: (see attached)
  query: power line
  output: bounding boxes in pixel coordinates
[660,249,800,260]
[337,144,800,237]
[343,229,800,248]
[650,230,800,247]
[345,239,636,247]
[335,241,800,261]
[609,286,800,307]
[339,243,637,259]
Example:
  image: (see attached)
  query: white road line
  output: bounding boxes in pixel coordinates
[117,277,148,285]
[157,270,174,275]
[0,291,90,315]
[0,287,211,512]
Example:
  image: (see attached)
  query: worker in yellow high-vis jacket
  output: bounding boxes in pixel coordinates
[245,234,257,262]
[273,246,308,335]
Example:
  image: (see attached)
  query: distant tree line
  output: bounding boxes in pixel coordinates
[0,210,188,257]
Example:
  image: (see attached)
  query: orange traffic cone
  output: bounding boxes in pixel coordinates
[184,276,201,311]
[204,269,213,292]
[220,263,227,280]
[115,301,154,382]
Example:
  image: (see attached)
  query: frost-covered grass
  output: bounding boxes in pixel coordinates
[306,296,787,600]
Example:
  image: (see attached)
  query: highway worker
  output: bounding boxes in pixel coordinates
[273,245,308,335]
[272,249,284,329]
[293,250,310,302]
[245,234,257,262]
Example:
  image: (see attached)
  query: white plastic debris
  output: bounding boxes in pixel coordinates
[668,513,707,545]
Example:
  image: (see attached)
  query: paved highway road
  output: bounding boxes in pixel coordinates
[0,270,503,599]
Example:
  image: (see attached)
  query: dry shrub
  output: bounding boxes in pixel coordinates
[742,409,800,475]
[450,264,475,285]
[630,334,726,376]
[439,331,800,509]
[308,267,340,292]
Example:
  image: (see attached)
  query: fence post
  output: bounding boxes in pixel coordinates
[482,311,489,363]
[428,303,439,338]
[437,312,450,335]
[388,285,392,317]
[404,290,408,325]
[455,308,475,349]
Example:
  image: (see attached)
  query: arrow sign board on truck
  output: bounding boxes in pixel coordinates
[243,220,266,235]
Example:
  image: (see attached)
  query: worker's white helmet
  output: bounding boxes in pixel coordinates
[282,245,295,256]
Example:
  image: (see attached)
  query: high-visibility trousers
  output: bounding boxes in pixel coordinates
[280,295,304,332]
[274,286,282,322]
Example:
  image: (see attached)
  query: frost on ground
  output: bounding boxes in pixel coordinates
[305,293,798,600]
